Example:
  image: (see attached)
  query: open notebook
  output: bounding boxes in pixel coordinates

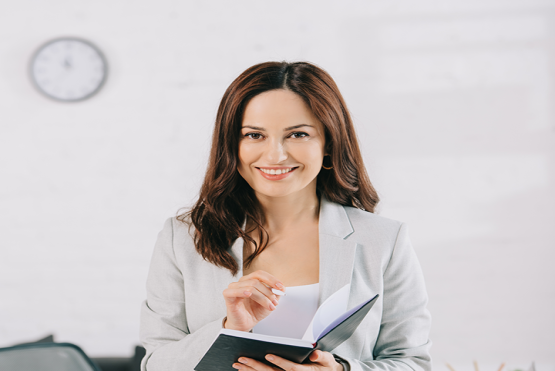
[195,284,379,371]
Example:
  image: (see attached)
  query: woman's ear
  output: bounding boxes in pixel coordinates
[324,142,332,156]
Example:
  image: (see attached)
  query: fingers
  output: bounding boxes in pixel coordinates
[265,354,308,370]
[222,287,255,303]
[238,279,278,302]
[240,270,285,293]
[247,280,279,308]
[235,352,338,371]
[223,270,286,332]
[224,279,279,309]
[263,351,337,370]
[225,269,285,309]
[307,350,337,366]
[233,357,280,371]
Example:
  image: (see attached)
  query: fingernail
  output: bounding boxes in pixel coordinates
[272,299,278,306]
[271,288,286,296]
[266,355,274,361]
[276,282,285,290]
[269,303,276,310]
[232,364,241,369]
[243,291,251,296]
[238,358,248,364]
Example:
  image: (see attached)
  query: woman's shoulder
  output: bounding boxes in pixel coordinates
[344,204,402,228]
[322,197,402,231]
[156,215,196,248]
[157,214,190,230]
[339,203,405,244]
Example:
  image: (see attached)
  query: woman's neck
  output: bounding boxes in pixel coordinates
[255,191,320,235]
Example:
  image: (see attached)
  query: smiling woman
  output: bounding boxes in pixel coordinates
[140,62,432,371]
[238,89,326,200]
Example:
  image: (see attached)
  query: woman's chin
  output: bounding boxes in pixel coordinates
[252,186,317,201]
[253,190,295,200]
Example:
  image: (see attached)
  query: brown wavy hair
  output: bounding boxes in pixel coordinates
[178,61,379,275]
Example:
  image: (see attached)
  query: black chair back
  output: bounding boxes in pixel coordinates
[0,342,102,371]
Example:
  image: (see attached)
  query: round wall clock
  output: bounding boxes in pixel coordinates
[29,37,108,102]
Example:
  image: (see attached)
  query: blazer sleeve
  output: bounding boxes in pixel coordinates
[338,223,432,371]
[139,218,225,371]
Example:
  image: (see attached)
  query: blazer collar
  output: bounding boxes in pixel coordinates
[318,197,358,306]
[318,196,354,239]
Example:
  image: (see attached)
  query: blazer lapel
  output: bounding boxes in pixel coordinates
[318,197,357,306]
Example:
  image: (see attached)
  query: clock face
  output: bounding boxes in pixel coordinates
[30,37,108,102]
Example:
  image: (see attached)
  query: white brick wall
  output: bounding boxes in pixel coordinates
[0,1,553,370]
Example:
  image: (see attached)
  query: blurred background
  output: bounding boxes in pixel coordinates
[0,0,554,370]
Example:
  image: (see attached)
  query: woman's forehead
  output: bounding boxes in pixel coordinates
[242,90,322,130]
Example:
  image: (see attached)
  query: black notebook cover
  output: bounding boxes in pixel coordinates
[195,294,379,371]
[315,293,378,352]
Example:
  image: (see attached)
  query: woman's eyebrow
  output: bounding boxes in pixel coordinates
[241,124,314,131]
[242,125,265,130]
[284,124,313,131]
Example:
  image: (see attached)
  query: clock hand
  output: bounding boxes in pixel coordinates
[63,56,72,69]
[54,57,72,83]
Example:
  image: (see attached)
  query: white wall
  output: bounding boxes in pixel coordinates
[0,1,554,370]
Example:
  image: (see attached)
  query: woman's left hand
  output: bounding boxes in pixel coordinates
[232,350,343,371]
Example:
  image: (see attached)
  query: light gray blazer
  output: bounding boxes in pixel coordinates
[140,198,432,371]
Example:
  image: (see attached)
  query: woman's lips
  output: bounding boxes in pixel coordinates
[256,167,298,180]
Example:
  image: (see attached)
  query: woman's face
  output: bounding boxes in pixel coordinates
[238,89,326,201]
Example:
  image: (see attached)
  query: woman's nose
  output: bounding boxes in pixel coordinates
[265,139,288,164]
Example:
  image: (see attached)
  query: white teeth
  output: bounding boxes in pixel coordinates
[260,168,293,175]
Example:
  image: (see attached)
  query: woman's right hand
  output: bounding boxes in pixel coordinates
[222,270,285,332]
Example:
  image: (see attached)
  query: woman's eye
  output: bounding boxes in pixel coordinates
[245,133,263,140]
[290,132,308,139]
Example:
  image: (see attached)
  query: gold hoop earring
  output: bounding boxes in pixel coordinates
[322,155,333,170]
